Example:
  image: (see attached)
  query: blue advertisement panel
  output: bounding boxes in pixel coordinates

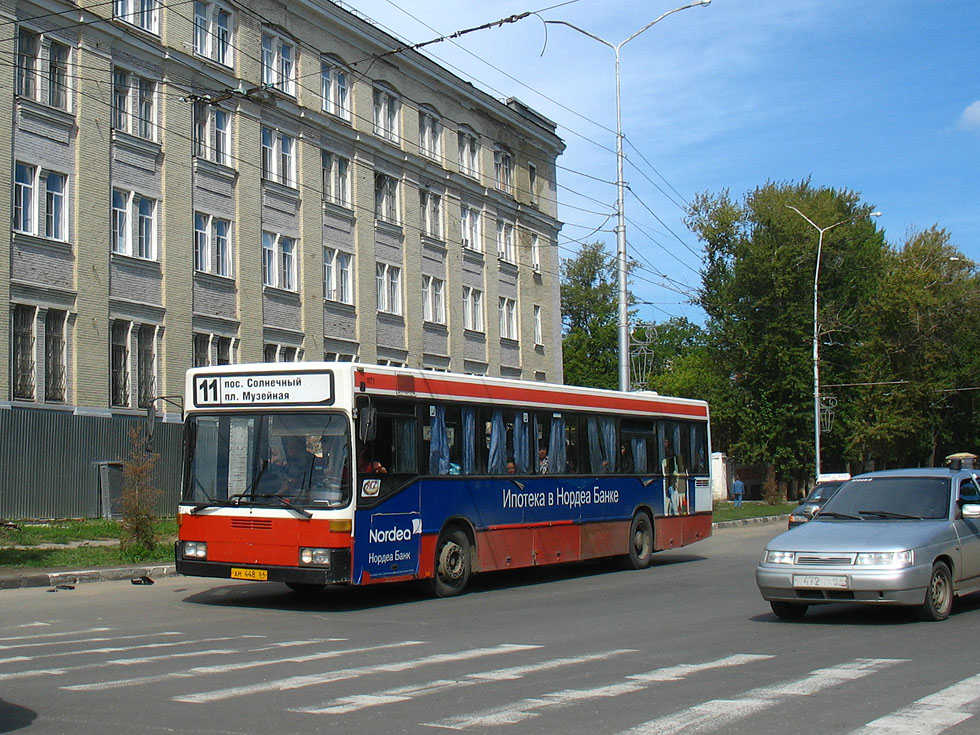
[358,511,422,579]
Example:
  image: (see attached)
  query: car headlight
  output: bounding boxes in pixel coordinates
[764,550,795,564]
[183,541,207,559]
[855,550,913,568]
[299,547,331,567]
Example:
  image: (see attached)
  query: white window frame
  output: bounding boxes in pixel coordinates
[136,196,157,260]
[461,203,481,252]
[262,232,297,291]
[112,69,156,140]
[47,40,70,110]
[320,55,350,120]
[261,32,295,95]
[373,86,399,142]
[376,262,402,315]
[195,212,232,276]
[457,127,479,178]
[261,127,295,187]
[194,102,231,166]
[111,189,130,254]
[114,0,159,34]
[494,148,513,193]
[13,162,37,235]
[496,219,516,263]
[422,275,446,324]
[110,189,159,261]
[374,172,399,224]
[463,286,484,333]
[499,297,518,340]
[419,107,440,159]
[420,189,441,239]
[323,246,353,304]
[321,150,351,207]
[16,28,39,100]
[44,171,67,241]
[533,305,543,345]
[531,233,541,272]
[194,1,234,67]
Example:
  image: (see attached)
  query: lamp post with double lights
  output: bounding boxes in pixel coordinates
[785,205,882,479]
[545,1,711,392]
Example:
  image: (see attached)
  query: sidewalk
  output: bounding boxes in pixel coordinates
[0,515,788,590]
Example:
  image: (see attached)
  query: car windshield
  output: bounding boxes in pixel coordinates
[817,476,950,521]
[806,481,844,503]
[183,412,351,509]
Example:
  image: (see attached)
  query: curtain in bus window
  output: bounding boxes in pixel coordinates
[631,437,647,473]
[548,414,566,474]
[462,407,476,474]
[393,417,417,473]
[488,410,507,474]
[428,405,450,475]
[586,416,604,473]
[514,411,530,474]
[673,423,687,474]
[600,417,617,473]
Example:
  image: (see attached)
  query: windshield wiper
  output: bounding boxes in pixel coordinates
[251,493,313,519]
[859,510,922,520]
[815,511,862,520]
[188,479,225,514]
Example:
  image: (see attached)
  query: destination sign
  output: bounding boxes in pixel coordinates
[193,371,334,407]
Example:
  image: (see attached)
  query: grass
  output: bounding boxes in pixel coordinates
[712,501,796,523]
[0,519,177,569]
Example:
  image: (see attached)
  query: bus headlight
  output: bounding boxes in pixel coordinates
[299,548,331,567]
[183,541,208,559]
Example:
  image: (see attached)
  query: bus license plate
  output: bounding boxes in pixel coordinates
[231,568,268,581]
[793,575,847,589]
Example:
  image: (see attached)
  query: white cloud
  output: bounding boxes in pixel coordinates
[957,101,980,131]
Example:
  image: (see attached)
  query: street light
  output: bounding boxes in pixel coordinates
[545,0,711,391]
[785,205,882,479]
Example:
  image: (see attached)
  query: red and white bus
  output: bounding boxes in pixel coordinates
[176,362,711,596]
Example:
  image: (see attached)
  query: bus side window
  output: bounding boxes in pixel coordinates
[371,402,418,475]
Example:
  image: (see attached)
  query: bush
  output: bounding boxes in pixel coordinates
[118,426,162,552]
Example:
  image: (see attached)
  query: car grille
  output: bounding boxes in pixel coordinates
[795,553,855,566]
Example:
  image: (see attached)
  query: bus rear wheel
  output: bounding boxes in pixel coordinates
[429,528,471,597]
[621,512,654,570]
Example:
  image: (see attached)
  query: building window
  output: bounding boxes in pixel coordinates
[498,297,517,340]
[216,336,232,365]
[324,352,356,362]
[528,163,538,205]
[110,320,130,407]
[494,148,513,193]
[533,305,543,345]
[13,163,36,235]
[47,41,69,110]
[320,56,350,119]
[374,173,398,224]
[16,29,39,99]
[261,32,295,95]
[195,213,232,276]
[264,344,299,362]
[323,247,353,304]
[194,1,233,66]
[373,86,399,142]
[137,197,156,259]
[193,333,210,367]
[137,324,156,408]
[419,107,440,159]
[320,151,350,207]
[460,203,480,252]
[496,220,515,263]
[114,0,159,33]
[113,69,156,140]
[110,191,154,259]
[457,127,479,178]
[376,262,401,315]
[111,189,129,254]
[422,275,445,324]
[44,172,67,241]
[193,102,231,166]
[262,232,296,291]
[463,286,484,332]
[419,189,441,239]
[531,234,541,272]
[13,305,36,400]
[261,127,295,187]
[44,309,67,403]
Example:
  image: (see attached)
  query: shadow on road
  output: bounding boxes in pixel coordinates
[0,700,37,732]
[752,591,980,626]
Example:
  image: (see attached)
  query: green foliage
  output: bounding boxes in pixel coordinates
[118,427,163,553]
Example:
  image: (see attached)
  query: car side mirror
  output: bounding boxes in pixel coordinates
[961,503,980,520]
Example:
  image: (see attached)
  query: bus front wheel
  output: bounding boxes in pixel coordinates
[429,528,471,597]
[621,512,654,570]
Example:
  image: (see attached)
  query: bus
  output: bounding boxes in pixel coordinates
[176,362,712,596]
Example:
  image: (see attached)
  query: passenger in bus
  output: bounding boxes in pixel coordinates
[506,459,517,474]
[277,435,320,495]
[538,444,549,474]
[357,446,387,474]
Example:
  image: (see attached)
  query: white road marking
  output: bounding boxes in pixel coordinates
[175,643,541,704]
[63,640,422,692]
[0,631,181,651]
[428,654,775,729]
[0,627,116,646]
[847,672,980,735]
[0,634,270,665]
[296,649,638,715]
[617,658,905,735]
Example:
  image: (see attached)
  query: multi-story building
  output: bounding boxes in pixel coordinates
[0,0,565,518]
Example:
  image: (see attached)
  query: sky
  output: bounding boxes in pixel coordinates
[344,0,980,325]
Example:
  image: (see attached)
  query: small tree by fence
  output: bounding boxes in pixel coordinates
[762,466,784,505]
[119,427,161,555]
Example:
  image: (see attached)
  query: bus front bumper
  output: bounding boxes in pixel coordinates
[175,545,351,585]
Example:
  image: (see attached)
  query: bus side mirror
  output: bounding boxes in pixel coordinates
[359,406,377,443]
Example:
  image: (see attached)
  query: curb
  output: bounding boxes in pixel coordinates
[0,563,177,590]
[712,514,788,530]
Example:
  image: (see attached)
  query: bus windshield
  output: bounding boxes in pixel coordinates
[184,412,352,510]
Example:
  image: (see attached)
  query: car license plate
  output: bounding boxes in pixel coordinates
[793,574,847,589]
[231,568,268,581]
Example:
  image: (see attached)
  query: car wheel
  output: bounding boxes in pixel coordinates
[770,601,808,620]
[428,528,471,598]
[915,562,953,622]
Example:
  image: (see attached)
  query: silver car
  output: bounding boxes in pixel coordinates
[756,468,980,621]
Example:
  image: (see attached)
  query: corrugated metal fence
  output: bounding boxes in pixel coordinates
[0,406,183,519]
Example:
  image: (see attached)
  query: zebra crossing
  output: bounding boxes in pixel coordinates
[4,624,980,734]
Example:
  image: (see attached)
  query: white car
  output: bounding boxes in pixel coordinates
[757,468,980,621]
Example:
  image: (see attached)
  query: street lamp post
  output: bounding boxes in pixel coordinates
[546,1,711,392]
[786,205,881,479]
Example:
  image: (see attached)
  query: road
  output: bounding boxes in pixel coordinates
[4,522,980,735]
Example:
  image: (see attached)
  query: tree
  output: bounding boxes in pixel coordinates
[560,241,623,389]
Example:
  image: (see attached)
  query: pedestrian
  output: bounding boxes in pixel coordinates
[733,473,745,508]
